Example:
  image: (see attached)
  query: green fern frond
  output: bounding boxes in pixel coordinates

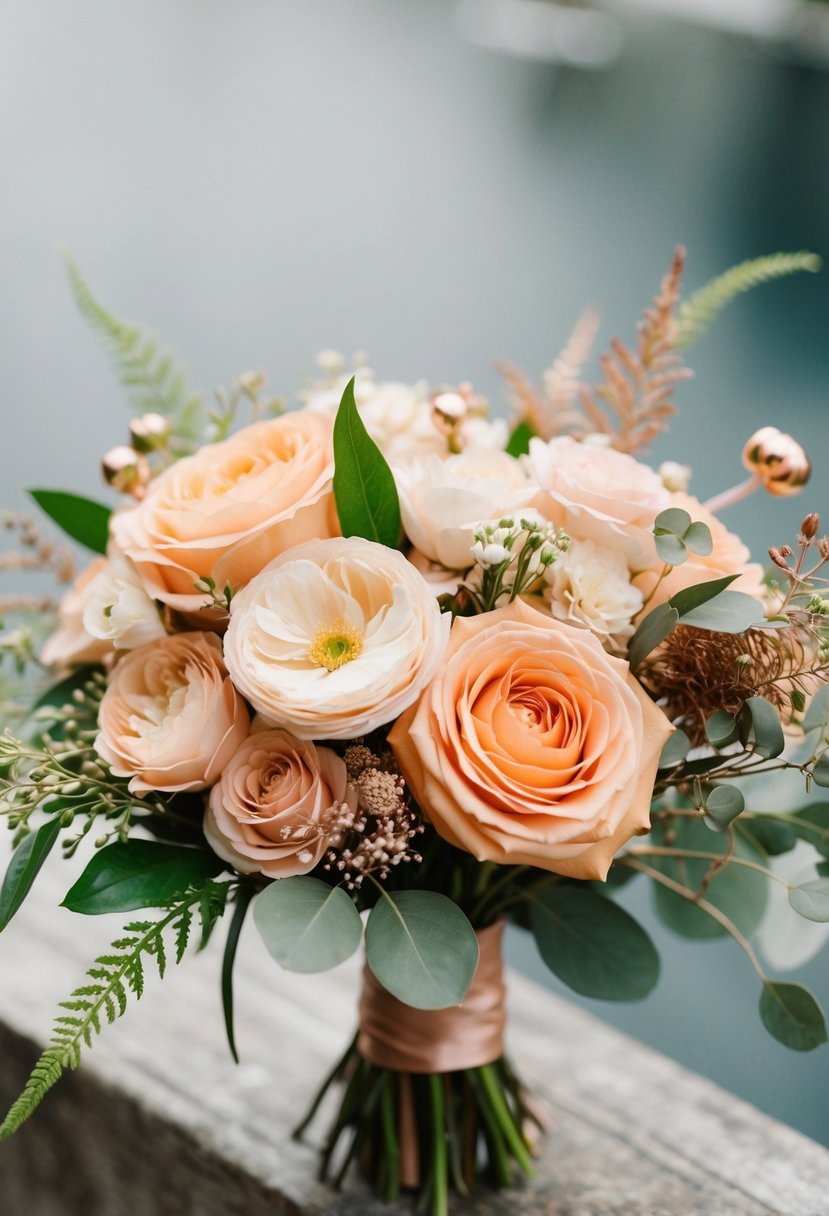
[677,251,821,349]
[63,253,204,447]
[0,881,230,1139]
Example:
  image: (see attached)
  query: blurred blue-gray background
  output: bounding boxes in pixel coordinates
[1,0,827,1146]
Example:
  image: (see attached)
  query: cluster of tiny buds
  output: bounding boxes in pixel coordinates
[471,516,570,573]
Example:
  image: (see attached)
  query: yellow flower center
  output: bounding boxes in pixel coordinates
[308,620,364,671]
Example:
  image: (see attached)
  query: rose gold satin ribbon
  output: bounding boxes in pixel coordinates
[357,920,506,1073]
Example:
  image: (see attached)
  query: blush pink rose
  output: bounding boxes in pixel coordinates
[111,412,338,614]
[204,729,357,878]
[530,436,669,569]
[389,598,672,880]
[95,631,249,792]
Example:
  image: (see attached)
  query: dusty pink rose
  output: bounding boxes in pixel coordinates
[111,412,338,614]
[530,436,669,569]
[95,631,249,792]
[41,559,112,668]
[389,598,672,880]
[634,491,765,609]
[204,729,357,878]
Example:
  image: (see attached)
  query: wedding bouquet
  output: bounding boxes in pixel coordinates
[1,248,828,1216]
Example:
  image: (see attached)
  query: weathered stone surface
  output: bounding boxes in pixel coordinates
[1,850,827,1215]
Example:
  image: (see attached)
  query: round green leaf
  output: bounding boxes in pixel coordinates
[654,507,692,535]
[787,804,829,858]
[365,890,479,1010]
[705,710,739,749]
[703,785,745,832]
[803,684,829,734]
[62,839,222,915]
[654,532,688,566]
[788,879,829,923]
[759,982,827,1051]
[253,876,362,973]
[812,754,829,789]
[740,696,785,760]
[683,521,713,557]
[530,885,660,1002]
[658,729,691,770]
[740,817,797,857]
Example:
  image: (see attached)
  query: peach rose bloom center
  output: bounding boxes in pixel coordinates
[389,599,673,879]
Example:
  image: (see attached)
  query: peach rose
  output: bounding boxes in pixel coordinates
[111,412,338,614]
[204,728,357,878]
[634,491,765,609]
[41,559,112,668]
[389,598,673,880]
[95,631,249,792]
[530,436,669,569]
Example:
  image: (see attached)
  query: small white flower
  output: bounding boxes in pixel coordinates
[659,460,693,493]
[83,554,166,650]
[545,538,643,653]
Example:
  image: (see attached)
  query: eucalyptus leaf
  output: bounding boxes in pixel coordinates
[705,710,739,749]
[680,590,764,633]
[29,489,111,555]
[332,377,401,548]
[786,804,829,859]
[788,879,829,923]
[530,885,660,1001]
[803,684,829,734]
[654,532,688,566]
[365,890,479,1010]
[668,573,738,617]
[62,840,222,915]
[658,729,691,770]
[740,817,797,857]
[741,696,785,759]
[812,754,829,789]
[759,981,827,1051]
[703,785,745,832]
[0,817,63,933]
[654,507,692,535]
[253,876,362,973]
[683,521,713,557]
[628,602,679,672]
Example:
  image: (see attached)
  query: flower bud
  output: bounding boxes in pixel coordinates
[768,547,790,569]
[102,445,149,496]
[742,426,811,497]
[658,460,692,493]
[129,412,171,453]
[801,513,820,540]
[238,370,266,397]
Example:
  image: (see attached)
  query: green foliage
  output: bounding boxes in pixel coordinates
[759,981,827,1052]
[364,890,479,1010]
[653,507,712,566]
[703,785,746,832]
[803,684,829,735]
[705,710,739,749]
[28,490,111,555]
[785,804,829,858]
[0,881,230,1138]
[332,377,402,549]
[739,817,797,857]
[505,420,534,457]
[739,696,785,759]
[788,879,829,923]
[64,254,203,446]
[680,591,765,633]
[677,251,821,349]
[0,817,62,933]
[62,839,224,915]
[628,603,679,672]
[658,729,691,770]
[530,885,660,1001]
[253,876,363,973]
[629,574,750,671]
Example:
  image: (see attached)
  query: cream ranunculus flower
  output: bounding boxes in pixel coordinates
[204,728,358,878]
[223,537,451,739]
[544,538,644,653]
[389,598,673,880]
[41,559,112,668]
[95,631,249,792]
[530,435,669,569]
[82,553,167,650]
[111,412,338,614]
[394,450,539,571]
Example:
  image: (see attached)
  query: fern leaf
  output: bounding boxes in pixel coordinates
[0,881,231,1140]
[63,254,203,448]
[677,251,821,349]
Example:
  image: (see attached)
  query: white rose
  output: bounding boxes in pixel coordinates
[223,537,451,739]
[83,554,167,650]
[544,539,644,653]
[394,451,539,571]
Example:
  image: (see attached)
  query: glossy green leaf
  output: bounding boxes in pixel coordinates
[332,377,401,548]
[0,817,63,933]
[705,710,739,749]
[803,684,829,734]
[658,729,691,770]
[740,696,785,759]
[668,573,738,617]
[28,489,111,555]
[680,590,764,633]
[253,876,362,973]
[759,982,827,1051]
[530,885,660,1001]
[703,785,746,832]
[62,840,222,914]
[365,890,479,1010]
[506,420,535,458]
[628,602,679,672]
[789,879,829,923]
[683,521,713,557]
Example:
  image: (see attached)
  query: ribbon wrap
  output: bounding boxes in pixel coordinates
[357,919,506,1074]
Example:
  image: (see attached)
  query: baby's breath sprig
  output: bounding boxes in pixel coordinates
[459,516,569,615]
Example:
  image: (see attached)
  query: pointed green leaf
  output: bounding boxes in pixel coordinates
[332,377,401,548]
[669,573,738,617]
[506,420,535,458]
[530,885,660,1001]
[29,489,111,555]
[628,602,679,672]
[365,890,479,1010]
[759,981,827,1051]
[680,591,764,633]
[740,817,797,857]
[253,876,362,973]
[0,817,63,932]
[221,884,253,1063]
[62,840,222,914]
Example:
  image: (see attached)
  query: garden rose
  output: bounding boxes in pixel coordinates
[389,598,672,879]
[223,536,451,739]
[204,729,357,878]
[95,631,249,792]
[111,412,338,614]
[544,538,644,653]
[82,553,167,650]
[41,559,112,668]
[530,435,669,569]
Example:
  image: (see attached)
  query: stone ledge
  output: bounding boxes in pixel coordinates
[1,852,828,1215]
